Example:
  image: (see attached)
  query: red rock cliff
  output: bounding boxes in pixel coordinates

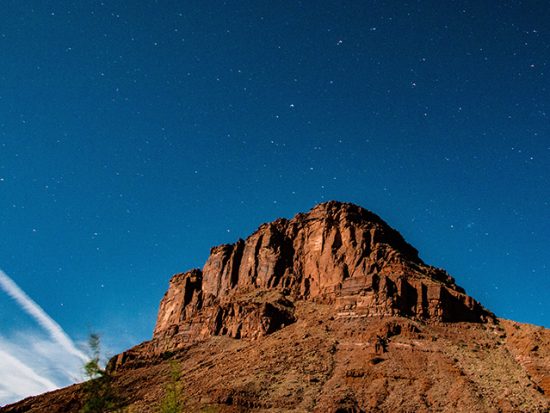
[153,202,492,345]
[7,202,549,413]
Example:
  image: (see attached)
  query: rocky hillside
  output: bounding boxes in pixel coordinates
[148,201,490,352]
[2,201,549,412]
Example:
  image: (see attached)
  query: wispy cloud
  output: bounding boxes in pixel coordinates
[0,335,64,405]
[0,346,58,400]
[0,269,88,362]
[0,269,88,406]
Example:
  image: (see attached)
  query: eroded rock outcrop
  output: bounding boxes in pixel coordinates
[4,201,549,413]
[153,201,492,346]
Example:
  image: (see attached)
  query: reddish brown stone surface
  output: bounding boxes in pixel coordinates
[2,202,548,413]
[152,201,491,349]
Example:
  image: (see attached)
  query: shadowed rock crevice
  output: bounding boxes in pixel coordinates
[229,239,244,289]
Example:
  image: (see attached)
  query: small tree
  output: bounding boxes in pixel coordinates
[80,334,119,413]
[158,361,184,413]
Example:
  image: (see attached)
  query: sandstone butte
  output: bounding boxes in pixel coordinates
[2,201,549,412]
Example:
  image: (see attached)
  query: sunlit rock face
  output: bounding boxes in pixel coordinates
[152,201,492,345]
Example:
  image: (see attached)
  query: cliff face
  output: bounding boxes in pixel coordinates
[3,202,548,413]
[152,201,491,346]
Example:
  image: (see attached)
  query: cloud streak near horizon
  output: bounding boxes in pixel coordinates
[0,346,58,403]
[0,269,88,362]
[0,268,89,405]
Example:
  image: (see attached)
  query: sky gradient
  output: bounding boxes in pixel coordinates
[1,0,549,404]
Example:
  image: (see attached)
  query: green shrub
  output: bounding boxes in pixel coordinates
[80,334,120,413]
[158,361,185,413]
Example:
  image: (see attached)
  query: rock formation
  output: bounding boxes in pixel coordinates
[2,201,548,413]
[151,201,491,348]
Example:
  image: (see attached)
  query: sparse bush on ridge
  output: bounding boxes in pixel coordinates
[80,333,121,413]
[78,335,208,412]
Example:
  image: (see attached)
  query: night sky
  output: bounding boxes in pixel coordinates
[1,0,549,404]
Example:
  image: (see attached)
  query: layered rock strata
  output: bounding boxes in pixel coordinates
[152,201,492,347]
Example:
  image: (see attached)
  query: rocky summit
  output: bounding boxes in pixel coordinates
[151,201,490,347]
[2,202,549,412]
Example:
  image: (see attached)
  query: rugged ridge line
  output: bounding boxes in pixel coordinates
[4,201,549,413]
[147,201,492,355]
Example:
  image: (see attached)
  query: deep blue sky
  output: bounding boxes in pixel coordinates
[0,0,549,362]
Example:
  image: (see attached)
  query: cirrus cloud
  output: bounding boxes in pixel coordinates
[0,269,88,406]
